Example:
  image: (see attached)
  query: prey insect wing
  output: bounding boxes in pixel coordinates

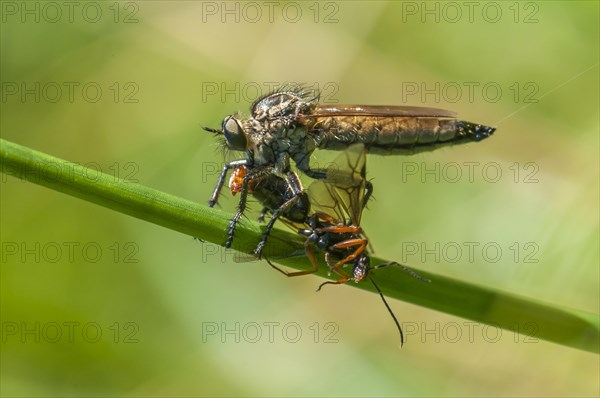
[308,143,368,226]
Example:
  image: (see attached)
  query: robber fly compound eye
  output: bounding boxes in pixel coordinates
[222,116,248,150]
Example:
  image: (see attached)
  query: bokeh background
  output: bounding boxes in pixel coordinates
[1,1,598,396]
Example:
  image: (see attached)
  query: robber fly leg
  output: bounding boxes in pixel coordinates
[225,164,275,249]
[257,207,269,223]
[254,171,305,258]
[295,154,327,180]
[208,159,249,207]
[255,200,296,257]
[225,174,250,248]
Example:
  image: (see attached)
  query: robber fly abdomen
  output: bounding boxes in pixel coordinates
[304,114,495,155]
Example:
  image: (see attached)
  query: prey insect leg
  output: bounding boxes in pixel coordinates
[316,260,351,291]
[314,252,353,291]
[329,238,368,267]
[264,235,319,277]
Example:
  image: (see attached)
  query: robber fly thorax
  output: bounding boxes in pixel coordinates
[219,89,319,176]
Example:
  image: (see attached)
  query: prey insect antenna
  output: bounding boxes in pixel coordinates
[375,261,431,283]
[368,275,404,347]
[316,280,334,292]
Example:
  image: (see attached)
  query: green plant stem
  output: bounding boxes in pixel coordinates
[1,138,598,353]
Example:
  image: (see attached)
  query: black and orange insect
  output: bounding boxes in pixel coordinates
[228,144,428,345]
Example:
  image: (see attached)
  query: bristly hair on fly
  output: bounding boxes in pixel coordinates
[251,82,321,109]
[285,82,322,101]
[202,83,320,160]
[202,112,240,161]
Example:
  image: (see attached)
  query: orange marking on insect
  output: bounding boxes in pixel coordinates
[330,239,368,267]
[319,225,362,234]
[313,212,337,224]
[229,166,248,195]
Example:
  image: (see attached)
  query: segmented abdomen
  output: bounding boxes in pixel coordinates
[304,116,465,154]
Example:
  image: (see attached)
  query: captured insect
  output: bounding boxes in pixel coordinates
[228,164,312,256]
[227,156,372,259]
[205,85,496,248]
[229,144,428,345]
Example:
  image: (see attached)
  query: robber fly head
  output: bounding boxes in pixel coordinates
[203,114,248,151]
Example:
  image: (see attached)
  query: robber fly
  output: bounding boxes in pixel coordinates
[230,144,428,345]
[205,86,495,248]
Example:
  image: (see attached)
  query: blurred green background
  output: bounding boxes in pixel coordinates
[1,1,598,396]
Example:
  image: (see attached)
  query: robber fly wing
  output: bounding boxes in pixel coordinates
[302,104,457,118]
